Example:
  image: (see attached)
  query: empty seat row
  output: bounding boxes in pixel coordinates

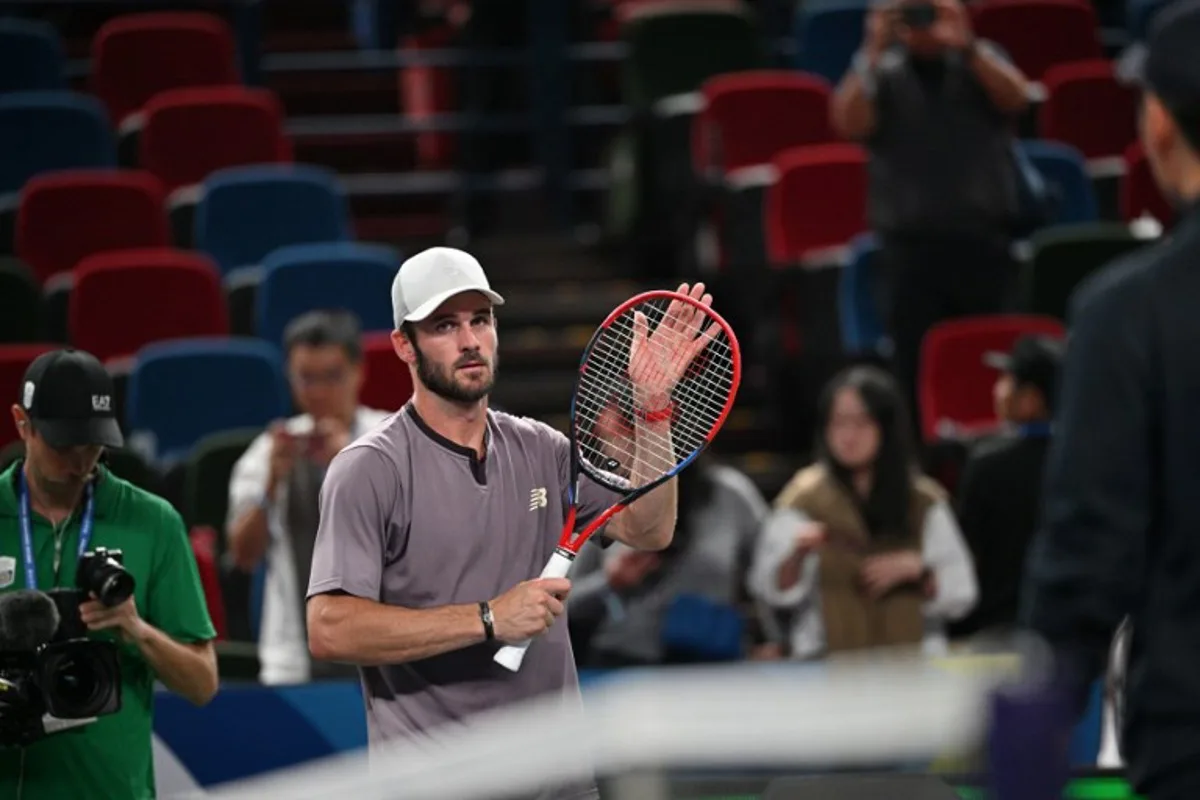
[13,164,350,285]
[0,332,414,458]
[2,241,399,359]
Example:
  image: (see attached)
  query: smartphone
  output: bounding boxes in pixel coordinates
[900,2,937,28]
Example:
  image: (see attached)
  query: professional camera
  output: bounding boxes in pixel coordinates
[0,588,122,748]
[76,547,135,608]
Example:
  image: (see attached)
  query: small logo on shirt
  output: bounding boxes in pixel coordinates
[92,395,111,412]
[0,556,15,589]
[529,487,548,511]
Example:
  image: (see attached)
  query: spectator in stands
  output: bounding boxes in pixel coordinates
[226,310,389,685]
[949,335,1063,640]
[749,366,977,659]
[569,446,770,667]
[831,0,1032,421]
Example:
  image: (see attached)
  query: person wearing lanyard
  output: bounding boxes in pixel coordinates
[0,349,217,800]
[948,334,1064,641]
[1017,3,1200,798]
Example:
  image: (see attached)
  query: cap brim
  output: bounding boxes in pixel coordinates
[403,285,505,323]
[1116,43,1148,88]
[982,351,1013,371]
[37,417,125,450]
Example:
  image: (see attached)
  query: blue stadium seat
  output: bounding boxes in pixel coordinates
[793,1,868,84]
[193,164,353,276]
[255,242,401,348]
[126,338,288,462]
[0,18,66,94]
[1020,140,1100,226]
[0,92,115,195]
[838,233,888,354]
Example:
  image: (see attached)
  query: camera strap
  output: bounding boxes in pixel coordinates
[16,468,95,591]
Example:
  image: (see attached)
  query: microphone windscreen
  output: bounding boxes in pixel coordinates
[0,590,61,652]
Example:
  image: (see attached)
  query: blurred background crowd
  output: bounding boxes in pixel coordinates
[0,0,1176,781]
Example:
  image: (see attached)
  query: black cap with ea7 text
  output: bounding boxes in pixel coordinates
[20,349,124,450]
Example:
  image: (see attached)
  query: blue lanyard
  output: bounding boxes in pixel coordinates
[16,469,95,591]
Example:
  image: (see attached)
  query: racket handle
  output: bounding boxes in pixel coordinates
[493,550,575,672]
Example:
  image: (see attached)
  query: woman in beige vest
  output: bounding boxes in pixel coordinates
[749,366,978,660]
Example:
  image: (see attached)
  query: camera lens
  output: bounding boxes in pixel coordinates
[95,570,135,607]
[42,651,113,718]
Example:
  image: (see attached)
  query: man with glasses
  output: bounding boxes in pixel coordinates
[227,310,389,685]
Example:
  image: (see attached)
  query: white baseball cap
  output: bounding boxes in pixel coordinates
[391,246,505,326]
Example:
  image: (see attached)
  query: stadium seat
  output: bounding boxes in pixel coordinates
[360,332,414,412]
[69,248,229,362]
[15,169,169,285]
[693,71,834,178]
[792,1,869,85]
[1021,222,1147,320]
[183,427,260,537]
[765,143,868,265]
[1121,142,1174,226]
[918,314,1066,442]
[0,258,43,343]
[139,86,292,195]
[0,18,66,94]
[91,12,240,127]
[838,233,887,354]
[1020,140,1100,225]
[1038,60,1138,164]
[0,92,116,196]
[256,242,401,348]
[193,164,353,276]
[969,0,1103,82]
[125,338,289,462]
[0,343,56,450]
[189,525,229,641]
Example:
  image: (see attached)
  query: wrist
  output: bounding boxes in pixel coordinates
[478,601,495,642]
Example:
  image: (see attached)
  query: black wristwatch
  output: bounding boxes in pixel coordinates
[479,601,495,641]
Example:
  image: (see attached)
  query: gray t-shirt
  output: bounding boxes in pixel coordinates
[306,403,621,797]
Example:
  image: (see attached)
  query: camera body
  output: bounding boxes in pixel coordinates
[900,2,938,29]
[0,548,133,747]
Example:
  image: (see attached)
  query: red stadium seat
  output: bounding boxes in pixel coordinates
[398,26,457,170]
[693,71,834,176]
[69,248,228,363]
[1038,60,1138,161]
[91,12,239,126]
[15,169,169,285]
[1121,142,1174,227]
[139,87,292,194]
[764,143,868,265]
[970,0,1102,82]
[360,332,414,413]
[189,526,228,640]
[918,314,1066,443]
[0,343,56,450]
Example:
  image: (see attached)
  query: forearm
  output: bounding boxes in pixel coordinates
[129,621,217,706]
[831,53,878,140]
[307,593,486,666]
[967,42,1030,114]
[614,415,676,549]
[228,505,270,571]
[776,547,809,592]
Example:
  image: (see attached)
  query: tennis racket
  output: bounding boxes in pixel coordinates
[493,288,742,671]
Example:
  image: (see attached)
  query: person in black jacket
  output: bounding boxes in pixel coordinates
[951,335,1062,640]
[1020,3,1200,797]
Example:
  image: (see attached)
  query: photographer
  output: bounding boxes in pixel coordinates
[0,349,217,800]
[831,0,1032,423]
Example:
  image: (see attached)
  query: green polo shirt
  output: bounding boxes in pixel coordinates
[0,461,216,800]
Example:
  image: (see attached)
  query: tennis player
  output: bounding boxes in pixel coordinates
[305,247,711,798]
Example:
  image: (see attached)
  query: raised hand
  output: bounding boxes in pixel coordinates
[628,282,717,411]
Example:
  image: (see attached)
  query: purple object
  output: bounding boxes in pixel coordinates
[988,681,1073,800]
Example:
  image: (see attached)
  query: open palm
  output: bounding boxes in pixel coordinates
[628,282,716,410]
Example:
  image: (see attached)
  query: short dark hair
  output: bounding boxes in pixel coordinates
[399,321,417,344]
[283,310,363,362]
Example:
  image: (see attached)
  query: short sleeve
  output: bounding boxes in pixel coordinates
[226,430,271,531]
[147,503,217,644]
[549,426,623,533]
[306,445,401,602]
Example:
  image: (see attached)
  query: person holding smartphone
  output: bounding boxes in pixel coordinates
[830,0,1033,431]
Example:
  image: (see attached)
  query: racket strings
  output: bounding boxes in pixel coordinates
[575,297,737,482]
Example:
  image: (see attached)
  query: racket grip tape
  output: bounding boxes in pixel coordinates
[493,549,576,672]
